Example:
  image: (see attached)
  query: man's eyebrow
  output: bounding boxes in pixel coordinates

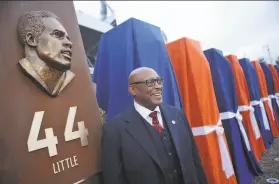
[52,29,63,33]
[52,29,65,36]
[51,29,70,41]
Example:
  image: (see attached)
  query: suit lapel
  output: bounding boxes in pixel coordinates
[160,105,183,158]
[125,107,161,168]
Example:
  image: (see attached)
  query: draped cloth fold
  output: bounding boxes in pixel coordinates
[92,18,183,121]
[250,100,271,130]
[252,61,279,137]
[219,111,251,151]
[274,65,279,80]
[226,55,266,161]
[167,38,237,184]
[204,49,261,184]
[238,105,261,139]
[273,64,279,112]
[268,64,279,115]
[260,62,279,129]
[239,58,273,149]
[191,119,235,179]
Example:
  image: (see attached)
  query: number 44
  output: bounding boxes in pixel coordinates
[27,106,89,157]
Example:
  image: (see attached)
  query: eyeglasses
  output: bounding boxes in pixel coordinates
[130,78,164,87]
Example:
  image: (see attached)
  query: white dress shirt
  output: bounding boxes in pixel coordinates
[134,101,164,128]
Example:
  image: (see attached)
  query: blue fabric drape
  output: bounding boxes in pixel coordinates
[275,65,279,78]
[93,18,182,121]
[204,49,262,184]
[260,62,279,131]
[239,59,273,149]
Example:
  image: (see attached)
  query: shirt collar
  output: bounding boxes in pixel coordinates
[134,101,161,119]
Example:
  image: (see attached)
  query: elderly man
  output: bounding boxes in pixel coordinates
[17,10,75,97]
[101,67,208,184]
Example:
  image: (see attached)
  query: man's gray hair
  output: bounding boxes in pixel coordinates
[17,10,60,45]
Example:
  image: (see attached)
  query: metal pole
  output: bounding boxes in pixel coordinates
[267,46,273,65]
[264,44,273,64]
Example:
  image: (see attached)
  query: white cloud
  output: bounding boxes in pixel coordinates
[74,1,279,63]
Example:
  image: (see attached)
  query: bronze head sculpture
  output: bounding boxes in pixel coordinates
[17,10,75,97]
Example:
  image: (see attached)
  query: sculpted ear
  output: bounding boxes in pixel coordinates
[26,32,38,47]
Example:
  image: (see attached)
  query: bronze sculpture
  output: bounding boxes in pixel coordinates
[17,10,75,97]
[0,2,103,183]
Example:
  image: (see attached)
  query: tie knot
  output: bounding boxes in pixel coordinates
[149,111,157,119]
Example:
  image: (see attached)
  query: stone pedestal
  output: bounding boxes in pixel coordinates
[0,1,102,183]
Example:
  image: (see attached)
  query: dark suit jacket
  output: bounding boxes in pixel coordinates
[101,104,208,184]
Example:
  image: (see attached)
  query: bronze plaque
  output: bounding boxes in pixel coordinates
[0,1,102,184]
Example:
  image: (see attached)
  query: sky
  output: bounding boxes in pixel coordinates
[73,1,279,64]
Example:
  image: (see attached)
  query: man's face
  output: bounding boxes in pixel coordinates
[132,70,163,109]
[35,17,73,71]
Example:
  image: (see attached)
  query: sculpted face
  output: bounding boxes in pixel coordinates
[18,11,76,97]
[35,17,73,71]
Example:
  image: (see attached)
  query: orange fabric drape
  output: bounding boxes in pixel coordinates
[167,37,237,184]
[268,64,279,93]
[252,61,279,137]
[226,55,265,160]
[269,64,279,131]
